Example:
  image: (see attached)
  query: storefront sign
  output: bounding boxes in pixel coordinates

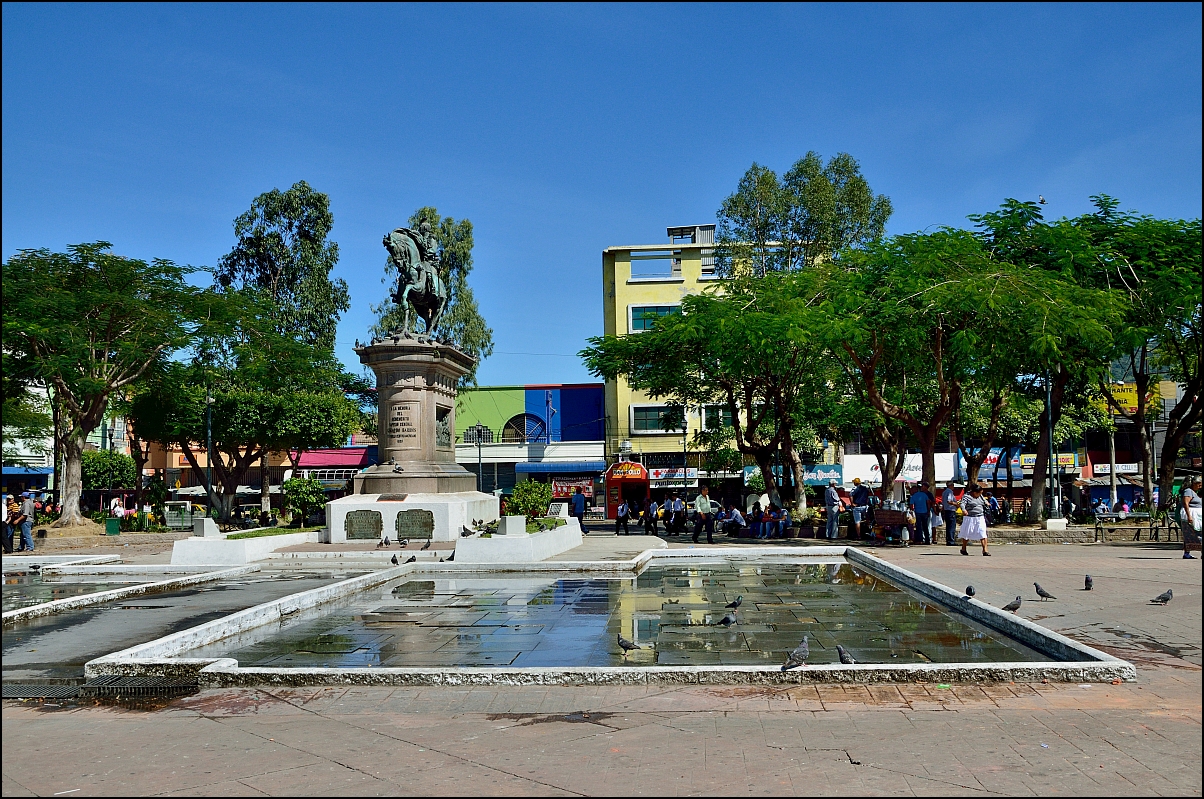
[552,477,594,498]
[742,464,843,485]
[1020,453,1077,467]
[1094,383,1159,416]
[1094,463,1139,474]
[649,468,698,481]
[607,462,648,479]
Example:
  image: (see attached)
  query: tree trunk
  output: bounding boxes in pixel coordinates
[260,449,272,517]
[1157,386,1203,512]
[53,430,88,527]
[1028,368,1069,522]
[130,433,149,513]
[755,454,780,506]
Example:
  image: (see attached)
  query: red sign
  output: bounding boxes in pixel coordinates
[552,478,594,498]
[607,462,648,480]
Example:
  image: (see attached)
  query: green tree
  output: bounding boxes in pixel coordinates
[508,480,554,522]
[713,152,892,277]
[371,207,494,385]
[81,450,137,490]
[282,477,327,527]
[1072,198,1201,511]
[214,180,349,351]
[2,243,208,526]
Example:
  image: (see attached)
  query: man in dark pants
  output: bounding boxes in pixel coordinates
[692,485,715,544]
[909,482,932,545]
[571,486,588,534]
[615,499,630,535]
[942,481,960,545]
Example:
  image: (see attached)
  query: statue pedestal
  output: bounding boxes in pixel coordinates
[324,336,498,544]
[353,337,478,495]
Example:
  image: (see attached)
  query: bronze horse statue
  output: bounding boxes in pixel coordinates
[383,226,448,341]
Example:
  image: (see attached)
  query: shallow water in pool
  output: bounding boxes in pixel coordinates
[190,560,1048,668]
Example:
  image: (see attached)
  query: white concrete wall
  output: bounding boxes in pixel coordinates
[323,491,499,544]
[454,518,583,563]
[170,531,318,565]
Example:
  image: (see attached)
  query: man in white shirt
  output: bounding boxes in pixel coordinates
[615,499,630,535]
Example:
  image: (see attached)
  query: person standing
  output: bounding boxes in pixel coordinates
[571,486,588,534]
[643,497,659,536]
[2,494,12,554]
[909,482,933,545]
[1180,476,1202,560]
[671,493,686,535]
[824,480,842,540]
[615,498,630,535]
[958,484,991,556]
[941,481,960,546]
[16,491,36,552]
[850,478,871,540]
[692,485,715,544]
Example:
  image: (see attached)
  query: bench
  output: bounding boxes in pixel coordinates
[1092,512,1177,542]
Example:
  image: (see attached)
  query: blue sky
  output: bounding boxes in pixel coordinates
[4,3,1200,385]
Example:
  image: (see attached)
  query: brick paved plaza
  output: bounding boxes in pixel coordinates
[3,541,1198,797]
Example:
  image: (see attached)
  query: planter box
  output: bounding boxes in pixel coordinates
[454,518,583,564]
[170,531,319,565]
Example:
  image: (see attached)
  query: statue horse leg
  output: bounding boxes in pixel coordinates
[399,284,414,338]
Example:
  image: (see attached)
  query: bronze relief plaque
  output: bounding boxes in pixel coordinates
[345,509,383,540]
[395,508,435,540]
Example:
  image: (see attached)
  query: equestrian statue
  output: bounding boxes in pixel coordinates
[383,221,448,342]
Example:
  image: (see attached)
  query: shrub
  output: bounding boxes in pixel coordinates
[508,480,554,521]
[282,477,326,527]
[81,450,137,490]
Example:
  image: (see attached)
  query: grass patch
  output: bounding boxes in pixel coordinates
[226,525,322,540]
[526,517,567,533]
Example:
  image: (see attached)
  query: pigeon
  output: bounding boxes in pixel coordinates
[1034,582,1057,601]
[439,557,444,563]
[383,536,391,547]
[1084,575,1093,591]
[404,555,417,564]
[617,633,642,657]
[964,585,976,599]
[399,539,408,548]
[836,644,856,665]
[390,554,399,566]
[445,550,454,562]
[421,539,431,551]
[1038,195,1046,204]
[725,595,743,610]
[1151,589,1173,605]
[781,636,809,671]
[713,612,738,627]
[1001,596,1023,613]
[461,526,474,537]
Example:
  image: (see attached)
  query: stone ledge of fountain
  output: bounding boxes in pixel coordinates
[81,547,1138,685]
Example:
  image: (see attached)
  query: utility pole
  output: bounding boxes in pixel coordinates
[1108,412,1118,508]
[1047,372,1060,518]
[205,385,214,519]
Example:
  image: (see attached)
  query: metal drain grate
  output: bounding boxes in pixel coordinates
[2,684,81,700]
[80,675,198,698]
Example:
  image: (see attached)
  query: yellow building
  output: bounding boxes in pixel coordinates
[602,224,733,494]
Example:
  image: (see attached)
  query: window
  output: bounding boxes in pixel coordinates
[462,426,494,444]
[630,305,681,332]
[628,249,679,279]
[703,404,733,430]
[632,405,682,434]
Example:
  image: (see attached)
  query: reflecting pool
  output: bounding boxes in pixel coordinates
[189,559,1047,667]
[2,572,154,612]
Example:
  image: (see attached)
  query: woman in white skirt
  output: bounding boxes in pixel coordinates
[959,484,991,556]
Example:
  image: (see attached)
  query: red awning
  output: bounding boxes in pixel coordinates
[296,448,371,468]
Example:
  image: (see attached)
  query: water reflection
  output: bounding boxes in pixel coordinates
[1,572,151,612]
[203,560,1046,668]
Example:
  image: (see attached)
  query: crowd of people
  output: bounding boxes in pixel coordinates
[2,491,44,553]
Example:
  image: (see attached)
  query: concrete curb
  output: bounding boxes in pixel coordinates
[40,564,251,576]
[2,565,261,627]
[2,554,122,569]
[82,547,1137,684]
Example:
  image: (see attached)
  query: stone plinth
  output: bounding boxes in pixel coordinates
[323,492,498,544]
[353,336,478,495]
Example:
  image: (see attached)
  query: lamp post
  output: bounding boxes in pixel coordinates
[205,386,214,520]
[1046,372,1060,519]
[470,423,488,492]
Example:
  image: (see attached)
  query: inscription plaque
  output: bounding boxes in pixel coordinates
[345,509,383,540]
[387,400,420,449]
[395,508,435,540]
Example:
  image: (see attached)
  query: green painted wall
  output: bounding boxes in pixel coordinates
[455,386,525,440]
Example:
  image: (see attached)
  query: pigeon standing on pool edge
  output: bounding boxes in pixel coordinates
[1001,596,1022,613]
[836,644,856,665]
[782,636,809,671]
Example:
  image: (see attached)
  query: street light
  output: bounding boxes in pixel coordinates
[1046,372,1060,519]
[470,423,489,492]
